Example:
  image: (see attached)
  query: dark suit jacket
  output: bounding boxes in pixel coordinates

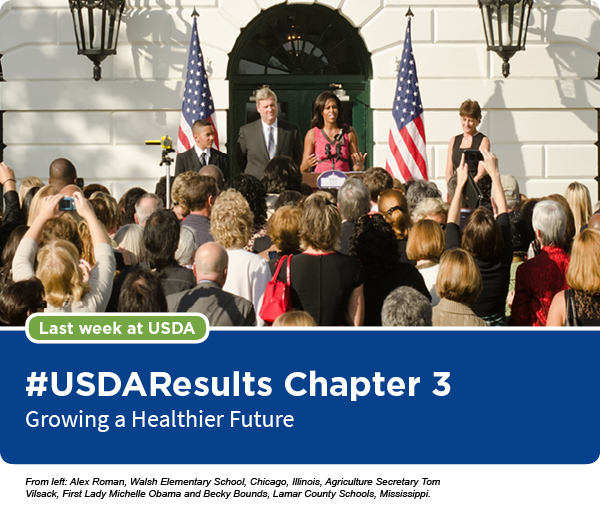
[236,118,303,179]
[175,147,230,181]
[166,280,256,327]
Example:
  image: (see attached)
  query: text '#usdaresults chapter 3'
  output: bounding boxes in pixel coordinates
[23,475,440,501]
[24,370,451,432]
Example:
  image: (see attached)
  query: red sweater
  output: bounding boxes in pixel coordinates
[509,245,570,326]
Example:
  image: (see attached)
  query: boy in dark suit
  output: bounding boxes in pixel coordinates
[175,119,230,180]
[236,87,303,179]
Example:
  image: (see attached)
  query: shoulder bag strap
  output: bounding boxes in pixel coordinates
[285,254,292,286]
[272,255,288,282]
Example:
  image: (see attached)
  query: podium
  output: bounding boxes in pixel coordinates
[302,170,366,190]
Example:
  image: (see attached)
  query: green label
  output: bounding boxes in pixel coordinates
[26,313,209,343]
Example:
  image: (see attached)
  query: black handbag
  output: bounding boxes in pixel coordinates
[463,173,484,210]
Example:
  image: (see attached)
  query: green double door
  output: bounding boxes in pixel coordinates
[229,81,371,176]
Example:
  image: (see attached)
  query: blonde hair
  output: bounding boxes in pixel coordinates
[27,184,59,226]
[300,192,341,251]
[565,182,592,236]
[272,310,316,327]
[567,229,600,294]
[412,197,449,223]
[114,224,145,266]
[406,219,445,262]
[211,189,254,250]
[436,249,482,305]
[267,206,302,252]
[36,240,90,308]
[171,171,196,215]
[19,176,45,205]
[378,189,412,240]
[77,219,95,267]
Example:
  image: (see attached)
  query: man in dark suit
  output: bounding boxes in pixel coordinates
[236,87,303,179]
[166,242,256,327]
[175,119,230,180]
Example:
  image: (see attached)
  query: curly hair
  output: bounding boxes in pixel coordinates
[211,189,254,250]
[226,174,268,227]
[261,156,302,194]
[349,213,400,272]
[90,194,120,234]
[405,180,442,213]
[172,172,217,214]
[412,197,449,223]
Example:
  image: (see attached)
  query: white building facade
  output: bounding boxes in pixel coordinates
[0,0,599,202]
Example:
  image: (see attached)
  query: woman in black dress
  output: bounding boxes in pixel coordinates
[350,214,430,326]
[278,192,364,326]
[444,99,491,207]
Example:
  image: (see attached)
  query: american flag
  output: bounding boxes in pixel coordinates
[386,17,428,182]
[177,16,219,153]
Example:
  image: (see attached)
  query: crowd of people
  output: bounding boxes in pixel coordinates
[0,94,598,328]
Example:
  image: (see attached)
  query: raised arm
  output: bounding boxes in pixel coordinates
[0,162,26,253]
[480,150,507,216]
[447,153,468,226]
[13,194,64,282]
[23,194,65,244]
[349,128,367,171]
[72,191,110,247]
[474,136,491,181]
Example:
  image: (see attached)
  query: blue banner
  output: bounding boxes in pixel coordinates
[1,330,598,464]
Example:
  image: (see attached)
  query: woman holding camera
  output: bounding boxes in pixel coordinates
[13,191,116,312]
[445,99,491,208]
[300,92,366,174]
